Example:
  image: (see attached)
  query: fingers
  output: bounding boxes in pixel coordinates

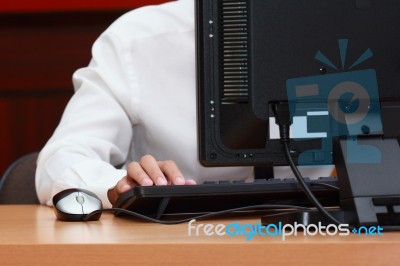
[140,155,168,185]
[126,155,188,186]
[107,175,137,206]
[185,179,197,185]
[116,175,137,193]
[126,161,153,185]
[109,155,196,205]
[158,160,185,185]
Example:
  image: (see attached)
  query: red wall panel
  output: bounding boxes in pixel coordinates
[0,1,170,176]
[0,0,171,13]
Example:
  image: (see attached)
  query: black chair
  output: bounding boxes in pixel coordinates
[0,152,40,204]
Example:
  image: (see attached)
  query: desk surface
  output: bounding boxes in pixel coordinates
[0,205,399,265]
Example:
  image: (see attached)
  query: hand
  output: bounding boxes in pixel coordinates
[107,155,196,205]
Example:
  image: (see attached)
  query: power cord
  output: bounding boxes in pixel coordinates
[272,102,345,226]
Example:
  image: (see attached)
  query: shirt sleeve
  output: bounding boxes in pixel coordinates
[35,30,136,208]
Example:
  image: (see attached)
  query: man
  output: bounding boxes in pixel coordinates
[35,0,253,208]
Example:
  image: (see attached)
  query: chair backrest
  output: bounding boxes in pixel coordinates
[0,152,40,204]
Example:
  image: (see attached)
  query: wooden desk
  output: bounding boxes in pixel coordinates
[0,205,399,265]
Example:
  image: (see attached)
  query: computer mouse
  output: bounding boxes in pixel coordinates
[52,188,103,221]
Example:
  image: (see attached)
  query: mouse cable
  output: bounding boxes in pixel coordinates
[84,204,312,224]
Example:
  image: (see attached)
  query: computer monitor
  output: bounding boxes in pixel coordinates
[196,0,400,168]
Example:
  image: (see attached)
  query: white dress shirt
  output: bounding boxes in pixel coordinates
[35,0,253,208]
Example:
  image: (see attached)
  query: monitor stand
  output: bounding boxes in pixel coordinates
[261,136,400,230]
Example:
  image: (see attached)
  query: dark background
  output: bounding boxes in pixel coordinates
[0,1,171,177]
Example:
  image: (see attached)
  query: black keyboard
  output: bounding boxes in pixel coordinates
[114,177,340,219]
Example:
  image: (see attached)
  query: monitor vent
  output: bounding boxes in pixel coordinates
[220,0,250,104]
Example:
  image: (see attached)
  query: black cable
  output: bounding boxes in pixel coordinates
[84,204,312,224]
[282,142,344,226]
[309,181,340,191]
[272,101,349,227]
